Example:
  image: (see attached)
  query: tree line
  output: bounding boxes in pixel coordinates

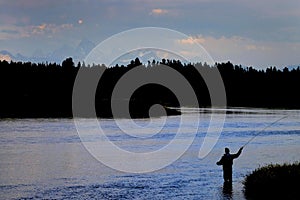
[0,57,299,118]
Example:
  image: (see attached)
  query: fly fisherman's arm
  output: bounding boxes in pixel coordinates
[232,147,243,159]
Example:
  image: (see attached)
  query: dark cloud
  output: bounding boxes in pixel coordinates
[1,29,19,34]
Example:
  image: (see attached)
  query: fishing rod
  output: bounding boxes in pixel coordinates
[241,115,288,148]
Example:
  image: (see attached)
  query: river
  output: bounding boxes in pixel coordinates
[0,108,299,199]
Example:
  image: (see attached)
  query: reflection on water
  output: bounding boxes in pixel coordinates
[0,109,299,199]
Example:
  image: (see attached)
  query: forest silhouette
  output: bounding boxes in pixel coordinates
[0,57,299,118]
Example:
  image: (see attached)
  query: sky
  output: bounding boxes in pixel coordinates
[0,0,300,68]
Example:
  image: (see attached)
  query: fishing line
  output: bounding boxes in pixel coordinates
[242,115,289,148]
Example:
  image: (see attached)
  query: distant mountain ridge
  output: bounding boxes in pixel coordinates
[0,40,299,70]
[287,65,300,70]
[0,39,96,64]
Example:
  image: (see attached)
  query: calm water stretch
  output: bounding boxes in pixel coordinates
[1,108,300,199]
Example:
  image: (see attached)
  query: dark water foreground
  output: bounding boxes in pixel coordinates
[0,109,299,199]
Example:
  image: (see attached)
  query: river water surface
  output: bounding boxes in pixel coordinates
[0,108,299,199]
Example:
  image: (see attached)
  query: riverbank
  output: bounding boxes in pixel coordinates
[1,59,300,119]
[243,162,300,199]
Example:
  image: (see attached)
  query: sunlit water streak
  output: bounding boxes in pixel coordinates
[0,109,299,199]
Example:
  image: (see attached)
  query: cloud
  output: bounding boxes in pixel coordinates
[176,34,300,68]
[177,36,206,45]
[150,8,169,15]
[179,50,201,58]
[245,44,257,50]
[31,23,73,35]
[0,23,74,40]
[0,25,26,39]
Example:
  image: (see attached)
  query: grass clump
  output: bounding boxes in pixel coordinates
[243,162,300,199]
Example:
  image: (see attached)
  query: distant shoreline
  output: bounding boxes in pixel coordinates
[1,107,299,119]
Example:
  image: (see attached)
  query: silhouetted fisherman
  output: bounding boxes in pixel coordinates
[217,147,243,183]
